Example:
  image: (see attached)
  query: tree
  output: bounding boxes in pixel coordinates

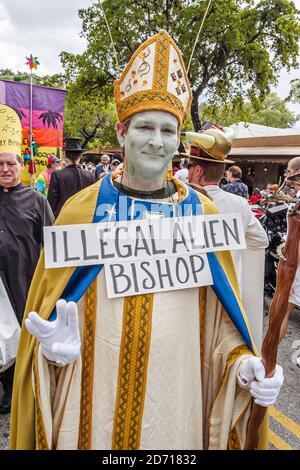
[63,81,118,148]
[60,0,300,130]
[0,68,116,146]
[201,92,299,127]
[0,68,43,85]
[288,78,300,103]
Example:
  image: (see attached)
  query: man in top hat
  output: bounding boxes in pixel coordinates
[185,125,268,346]
[47,138,95,219]
[11,31,282,450]
[0,104,54,414]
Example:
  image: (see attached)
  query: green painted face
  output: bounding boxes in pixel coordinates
[122,111,179,186]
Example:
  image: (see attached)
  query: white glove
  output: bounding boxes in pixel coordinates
[25,299,81,366]
[238,356,284,407]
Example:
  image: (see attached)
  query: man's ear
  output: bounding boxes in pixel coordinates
[116,122,126,146]
[196,164,204,178]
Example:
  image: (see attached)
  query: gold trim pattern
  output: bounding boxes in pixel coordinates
[117,90,184,126]
[221,345,252,386]
[112,294,154,450]
[228,426,241,450]
[153,31,170,91]
[115,36,157,103]
[78,280,97,449]
[199,287,207,373]
[114,30,192,125]
[33,345,50,450]
[207,344,252,447]
[228,398,253,450]
[170,176,188,202]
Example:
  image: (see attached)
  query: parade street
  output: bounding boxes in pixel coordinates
[268,305,300,450]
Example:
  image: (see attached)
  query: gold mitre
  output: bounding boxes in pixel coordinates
[114,30,192,126]
[0,104,22,155]
[182,126,235,164]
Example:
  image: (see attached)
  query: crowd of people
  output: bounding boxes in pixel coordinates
[173,159,299,204]
[0,30,299,451]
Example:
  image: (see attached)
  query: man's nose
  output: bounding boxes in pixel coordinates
[1,163,10,171]
[149,129,163,148]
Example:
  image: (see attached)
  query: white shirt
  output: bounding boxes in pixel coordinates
[204,185,269,289]
[174,168,188,184]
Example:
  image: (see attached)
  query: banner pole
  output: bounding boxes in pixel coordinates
[29,69,34,187]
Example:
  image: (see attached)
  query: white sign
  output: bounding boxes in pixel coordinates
[44,214,245,269]
[105,253,213,298]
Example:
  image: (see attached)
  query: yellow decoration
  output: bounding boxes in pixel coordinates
[0,104,22,155]
[114,30,192,126]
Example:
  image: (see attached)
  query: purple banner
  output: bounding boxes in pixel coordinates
[0,80,67,112]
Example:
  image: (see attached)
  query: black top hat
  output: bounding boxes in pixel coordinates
[63,137,83,152]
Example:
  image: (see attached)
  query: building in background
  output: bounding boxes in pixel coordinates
[229,123,300,192]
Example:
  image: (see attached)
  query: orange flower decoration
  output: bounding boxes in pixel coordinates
[131,70,136,77]
[133,80,138,85]
[142,80,148,86]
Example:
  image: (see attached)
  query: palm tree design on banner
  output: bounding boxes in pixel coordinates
[11,107,27,121]
[38,110,63,128]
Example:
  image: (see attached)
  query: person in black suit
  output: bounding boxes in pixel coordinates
[47,138,95,219]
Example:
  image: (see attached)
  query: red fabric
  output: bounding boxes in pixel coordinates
[28,159,36,175]
[249,195,262,205]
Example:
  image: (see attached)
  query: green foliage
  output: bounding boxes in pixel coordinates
[2,0,300,142]
[0,68,43,85]
[201,92,299,128]
[63,82,118,147]
[60,0,300,130]
[0,68,115,147]
[288,78,300,103]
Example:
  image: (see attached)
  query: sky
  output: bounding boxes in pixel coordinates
[0,0,299,116]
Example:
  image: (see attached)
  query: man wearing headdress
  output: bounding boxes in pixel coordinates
[11,31,283,450]
[0,104,54,414]
[183,125,268,346]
